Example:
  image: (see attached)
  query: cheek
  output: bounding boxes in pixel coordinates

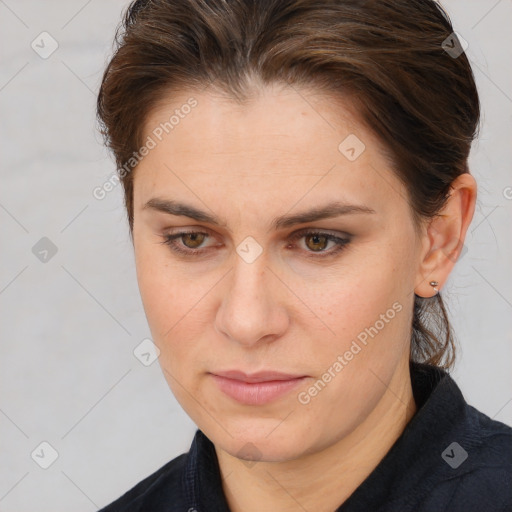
[135,256,208,410]
[134,240,216,370]
[292,268,411,440]
[135,241,187,347]
[295,240,413,388]
[293,250,402,337]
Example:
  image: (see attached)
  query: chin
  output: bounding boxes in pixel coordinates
[204,415,318,463]
[223,435,306,464]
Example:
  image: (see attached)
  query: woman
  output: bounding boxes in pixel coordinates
[96,0,511,510]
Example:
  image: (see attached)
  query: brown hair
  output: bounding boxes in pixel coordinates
[97,0,480,369]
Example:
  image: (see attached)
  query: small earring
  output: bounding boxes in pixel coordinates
[429,280,439,293]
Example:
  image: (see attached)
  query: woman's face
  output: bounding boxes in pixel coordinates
[132,85,427,462]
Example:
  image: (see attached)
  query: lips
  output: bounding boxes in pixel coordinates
[209,370,309,405]
[213,370,306,383]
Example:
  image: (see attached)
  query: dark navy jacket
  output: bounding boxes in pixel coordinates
[98,363,512,511]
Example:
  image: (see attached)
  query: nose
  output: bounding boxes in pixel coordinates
[214,257,289,347]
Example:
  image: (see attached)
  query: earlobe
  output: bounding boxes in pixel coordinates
[413,173,477,299]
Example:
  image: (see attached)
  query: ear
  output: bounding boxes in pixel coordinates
[414,173,477,298]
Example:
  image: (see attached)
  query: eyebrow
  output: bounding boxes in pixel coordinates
[143,198,376,231]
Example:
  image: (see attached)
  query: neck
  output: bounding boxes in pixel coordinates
[215,359,417,512]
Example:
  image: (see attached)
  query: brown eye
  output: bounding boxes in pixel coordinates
[182,232,207,249]
[287,230,351,259]
[160,230,214,256]
[304,233,329,252]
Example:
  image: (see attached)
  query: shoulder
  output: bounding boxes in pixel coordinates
[462,402,511,471]
[392,364,512,512]
[97,452,188,512]
[421,405,512,512]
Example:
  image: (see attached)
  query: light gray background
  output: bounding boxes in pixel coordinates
[0,1,511,510]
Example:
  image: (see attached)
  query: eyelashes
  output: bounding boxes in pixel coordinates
[286,230,351,258]
[159,228,351,260]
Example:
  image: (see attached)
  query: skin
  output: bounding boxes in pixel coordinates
[131,83,476,512]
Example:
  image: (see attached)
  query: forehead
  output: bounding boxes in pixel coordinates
[142,85,372,165]
[134,86,407,219]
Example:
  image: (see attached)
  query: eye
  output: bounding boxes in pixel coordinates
[160,230,213,256]
[287,229,351,258]
[159,229,351,259]
[175,232,206,249]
